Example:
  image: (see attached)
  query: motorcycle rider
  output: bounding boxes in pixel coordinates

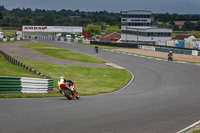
[58,76,75,94]
[168,51,173,61]
[94,46,98,53]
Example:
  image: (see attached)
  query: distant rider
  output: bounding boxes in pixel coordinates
[58,76,75,94]
[94,46,98,53]
[168,51,173,61]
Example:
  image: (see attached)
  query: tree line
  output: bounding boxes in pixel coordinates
[0,5,200,34]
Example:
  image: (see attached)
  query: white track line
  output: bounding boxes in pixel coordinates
[176,120,200,133]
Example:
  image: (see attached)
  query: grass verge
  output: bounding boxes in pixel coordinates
[192,129,200,133]
[22,42,107,63]
[0,55,45,78]
[15,58,132,96]
[0,57,132,98]
[2,30,16,37]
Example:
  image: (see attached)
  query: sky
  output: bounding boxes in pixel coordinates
[1,0,200,14]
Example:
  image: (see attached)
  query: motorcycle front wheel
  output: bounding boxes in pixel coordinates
[64,89,73,100]
[76,92,80,99]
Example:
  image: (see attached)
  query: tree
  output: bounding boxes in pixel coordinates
[21,17,33,25]
[194,21,200,31]
[41,13,57,25]
[84,24,101,36]
[0,12,3,20]
[182,21,196,31]
[105,26,121,34]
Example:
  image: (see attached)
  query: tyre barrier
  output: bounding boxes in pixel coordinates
[0,76,54,93]
[0,38,23,42]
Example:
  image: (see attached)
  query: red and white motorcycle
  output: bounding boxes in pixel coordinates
[58,78,80,100]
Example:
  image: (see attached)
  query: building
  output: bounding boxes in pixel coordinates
[100,32,121,42]
[121,10,172,43]
[171,34,196,41]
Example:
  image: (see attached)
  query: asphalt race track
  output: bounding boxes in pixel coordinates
[1,38,200,133]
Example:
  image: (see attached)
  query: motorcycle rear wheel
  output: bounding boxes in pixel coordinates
[64,89,73,100]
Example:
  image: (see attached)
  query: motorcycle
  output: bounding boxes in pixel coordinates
[58,79,80,100]
[168,56,173,61]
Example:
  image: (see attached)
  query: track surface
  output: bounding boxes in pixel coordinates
[1,39,200,133]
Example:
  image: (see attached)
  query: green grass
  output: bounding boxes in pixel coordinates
[15,58,131,96]
[1,30,16,37]
[192,129,200,133]
[0,55,132,98]
[0,55,45,78]
[22,42,107,63]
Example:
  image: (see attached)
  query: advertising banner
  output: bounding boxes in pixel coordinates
[22,26,82,33]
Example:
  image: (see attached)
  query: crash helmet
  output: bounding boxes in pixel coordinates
[59,76,65,79]
[169,51,172,53]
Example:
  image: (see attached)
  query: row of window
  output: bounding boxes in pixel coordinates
[122,23,151,26]
[122,19,148,22]
[122,14,151,18]
[122,30,171,37]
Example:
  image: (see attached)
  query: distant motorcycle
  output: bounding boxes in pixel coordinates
[168,56,173,61]
[168,51,173,61]
[94,46,99,53]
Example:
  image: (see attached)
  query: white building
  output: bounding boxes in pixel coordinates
[121,10,172,43]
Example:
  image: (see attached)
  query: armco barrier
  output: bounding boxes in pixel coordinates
[0,76,54,93]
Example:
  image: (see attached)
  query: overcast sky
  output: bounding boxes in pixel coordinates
[1,0,200,14]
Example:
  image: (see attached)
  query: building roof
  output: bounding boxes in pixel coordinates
[101,32,121,38]
[121,10,151,13]
[171,35,193,40]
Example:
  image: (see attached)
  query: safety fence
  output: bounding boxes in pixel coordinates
[0,38,23,42]
[0,50,47,77]
[37,35,90,44]
[138,45,200,56]
[0,76,54,93]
